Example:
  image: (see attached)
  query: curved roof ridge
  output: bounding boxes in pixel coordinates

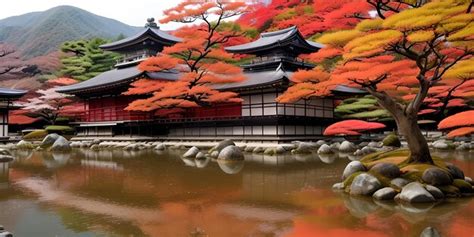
[260,26,297,37]
[100,26,181,51]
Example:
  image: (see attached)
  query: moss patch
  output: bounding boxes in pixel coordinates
[438,185,461,197]
[453,179,473,193]
[342,171,364,188]
[23,129,48,140]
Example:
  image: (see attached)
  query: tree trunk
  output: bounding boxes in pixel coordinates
[395,113,433,164]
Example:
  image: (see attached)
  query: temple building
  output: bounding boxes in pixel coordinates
[0,88,27,139]
[58,22,360,141]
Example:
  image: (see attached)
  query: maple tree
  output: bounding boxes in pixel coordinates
[124,0,249,113]
[278,0,474,163]
[438,110,474,138]
[22,78,78,125]
[323,119,386,136]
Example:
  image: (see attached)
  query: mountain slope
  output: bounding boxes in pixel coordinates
[0,5,141,58]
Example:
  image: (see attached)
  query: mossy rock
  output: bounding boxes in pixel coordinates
[452,179,473,193]
[23,129,48,140]
[342,171,364,188]
[438,185,461,197]
[382,133,401,147]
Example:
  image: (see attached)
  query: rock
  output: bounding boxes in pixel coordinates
[370,163,400,179]
[16,140,35,149]
[315,140,326,147]
[195,152,205,159]
[294,142,315,154]
[342,161,366,180]
[420,227,441,237]
[209,150,219,158]
[70,141,81,148]
[446,163,464,179]
[452,179,473,193]
[330,142,341,151]
[391,178,410,189]
[354,146,377,156]
[275,146,286,154]
[90,144,100,151]
[367,141,381,148]
[465,176,474,185]
[209,139,235,154]
[155,143,166,150]
[263,147,276,156]
[91,138,101,145]
[253,147,265,153]
[399,182,435,203]
[218,145,244,161]
[425,185,444,199]
[317,144,334,155]
[350,173,382,196]
[456,143,471,150]
[358,142,369,147]
[244,146,255,152]
[41,133,60,147]
[432,140,449,149]
[50,136,71,152]
[332,182,344,190]
[339,141,357,153]
[183,146,200,158]
[373,187,397,200]
[382,133,401,147]
[422,168,453,186]
[0,155,14,162]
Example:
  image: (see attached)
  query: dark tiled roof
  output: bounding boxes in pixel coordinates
[100,27,181,51]
[217,69,292,90]
[0,88,27,98]
[331,85,367,94]
[225,26,323,54]
[56,66,180,94]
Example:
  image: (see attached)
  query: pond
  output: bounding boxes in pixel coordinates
[0,148,472,237]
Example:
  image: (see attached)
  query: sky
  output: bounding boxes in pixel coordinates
[0,0,186,30]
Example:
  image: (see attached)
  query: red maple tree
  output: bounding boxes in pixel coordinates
[124,1,250,114]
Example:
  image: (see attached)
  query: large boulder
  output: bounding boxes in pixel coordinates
[41,133,60,148]
[350,173,382,196]
[446,163,464,179]
[183,146,200,158]
[370,163,400,179]
[209,139,235,154]
[399,182,435,203]
[382,133,401,147]
[50,136,71,152]
[315,140,326,147]
[422,168,453,186]
[432,140,451,150]
[218,145,244,161]
[339,141,357,153]
[373,187,397,200]
[317,144,334,155]
[154,143,166,150]
[342,161,366,180]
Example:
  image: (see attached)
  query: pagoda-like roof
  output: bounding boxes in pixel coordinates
[0,88,27,98]
[217,68,292,90]
[225,26,323,55]
[331,85,367,95]
[56,66,179,95]
[100,27,181,51]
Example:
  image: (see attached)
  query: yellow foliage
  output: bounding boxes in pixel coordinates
[343,30,402,59]
[356,19,383,32]
[445,58,474,79]
[407,30,435,42]
[447,22,474,41]
[317,30,363,47]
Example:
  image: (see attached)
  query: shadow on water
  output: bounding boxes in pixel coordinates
[0,148,471,236]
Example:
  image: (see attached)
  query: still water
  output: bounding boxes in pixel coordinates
[0,148,472,237]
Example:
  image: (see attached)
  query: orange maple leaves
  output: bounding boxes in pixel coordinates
[438,111,474,138]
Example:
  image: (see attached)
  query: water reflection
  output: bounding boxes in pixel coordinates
[0,149,471,237]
